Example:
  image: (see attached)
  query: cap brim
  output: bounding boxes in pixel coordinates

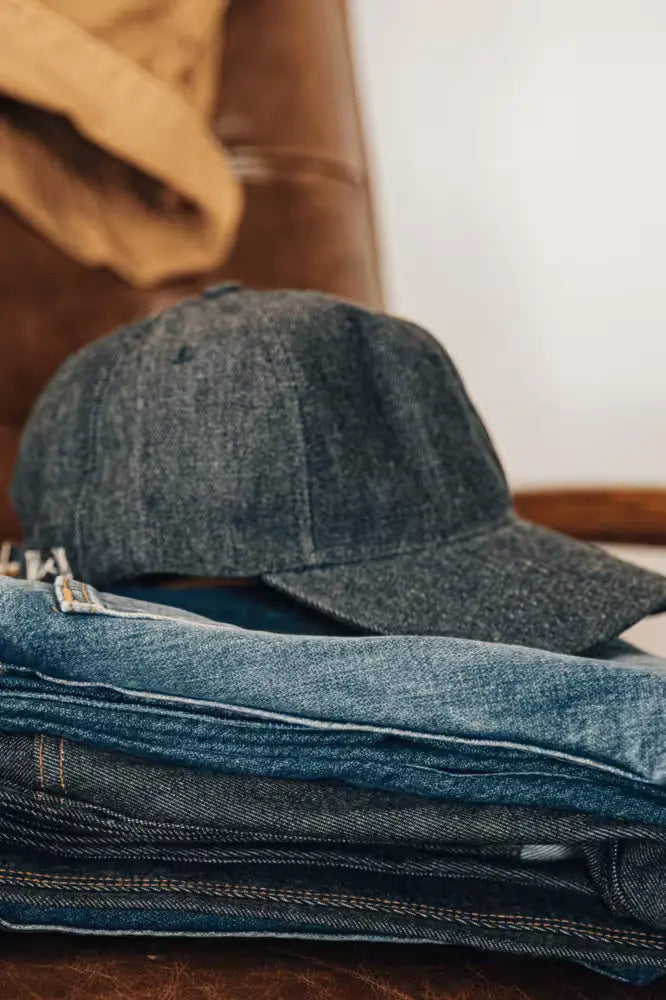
[263,519,666,654]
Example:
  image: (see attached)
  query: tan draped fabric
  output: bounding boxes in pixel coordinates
[0,0,243,286]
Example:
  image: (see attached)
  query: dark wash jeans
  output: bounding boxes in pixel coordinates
[0,742,666,980]
[1,848,665,985]
[1,729,666,935]
[0,773,665,983]
[0,840,664,983]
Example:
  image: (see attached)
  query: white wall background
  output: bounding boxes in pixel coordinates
[350,0,666,489]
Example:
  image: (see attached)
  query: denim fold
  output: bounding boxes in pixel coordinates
[1,574,666,982]
[0,576,665,823]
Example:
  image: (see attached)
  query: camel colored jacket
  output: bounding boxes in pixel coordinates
[0,0,243,286]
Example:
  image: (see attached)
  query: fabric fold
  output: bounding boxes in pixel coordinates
[0,0,242,285]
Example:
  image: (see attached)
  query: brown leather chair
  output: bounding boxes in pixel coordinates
[515,489,666,547]
[0,2,660,996]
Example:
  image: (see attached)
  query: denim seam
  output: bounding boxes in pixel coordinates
[267,508,518,573]
[609,841,638,921]
[0,866,661,949]
[0,696,656,810]
[0,694,649,803]
[0,700,634,784]
[37,734,65,799]
[1,670,653,788]
[0,841,595,894]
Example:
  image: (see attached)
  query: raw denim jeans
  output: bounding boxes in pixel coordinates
[0,740,664,983]
[0,729,665,935]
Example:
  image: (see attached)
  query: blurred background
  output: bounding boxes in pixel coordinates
[351,0,666,489]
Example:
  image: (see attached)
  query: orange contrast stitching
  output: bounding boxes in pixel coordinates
[0,866,660,949]
[61,577,74,604]
[80,581,95,612]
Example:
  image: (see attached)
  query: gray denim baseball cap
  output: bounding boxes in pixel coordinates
[12,286,666,653]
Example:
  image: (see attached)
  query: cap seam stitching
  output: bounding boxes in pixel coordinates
[75,322,154,580]
[72,352,119,575]
[269,322,317,563]
[267,506,517,575]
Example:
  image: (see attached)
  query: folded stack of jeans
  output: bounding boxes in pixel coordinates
[4,288,666,984]
[0,573,665,984]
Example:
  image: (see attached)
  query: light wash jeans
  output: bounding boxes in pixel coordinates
[0,575,665,824]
